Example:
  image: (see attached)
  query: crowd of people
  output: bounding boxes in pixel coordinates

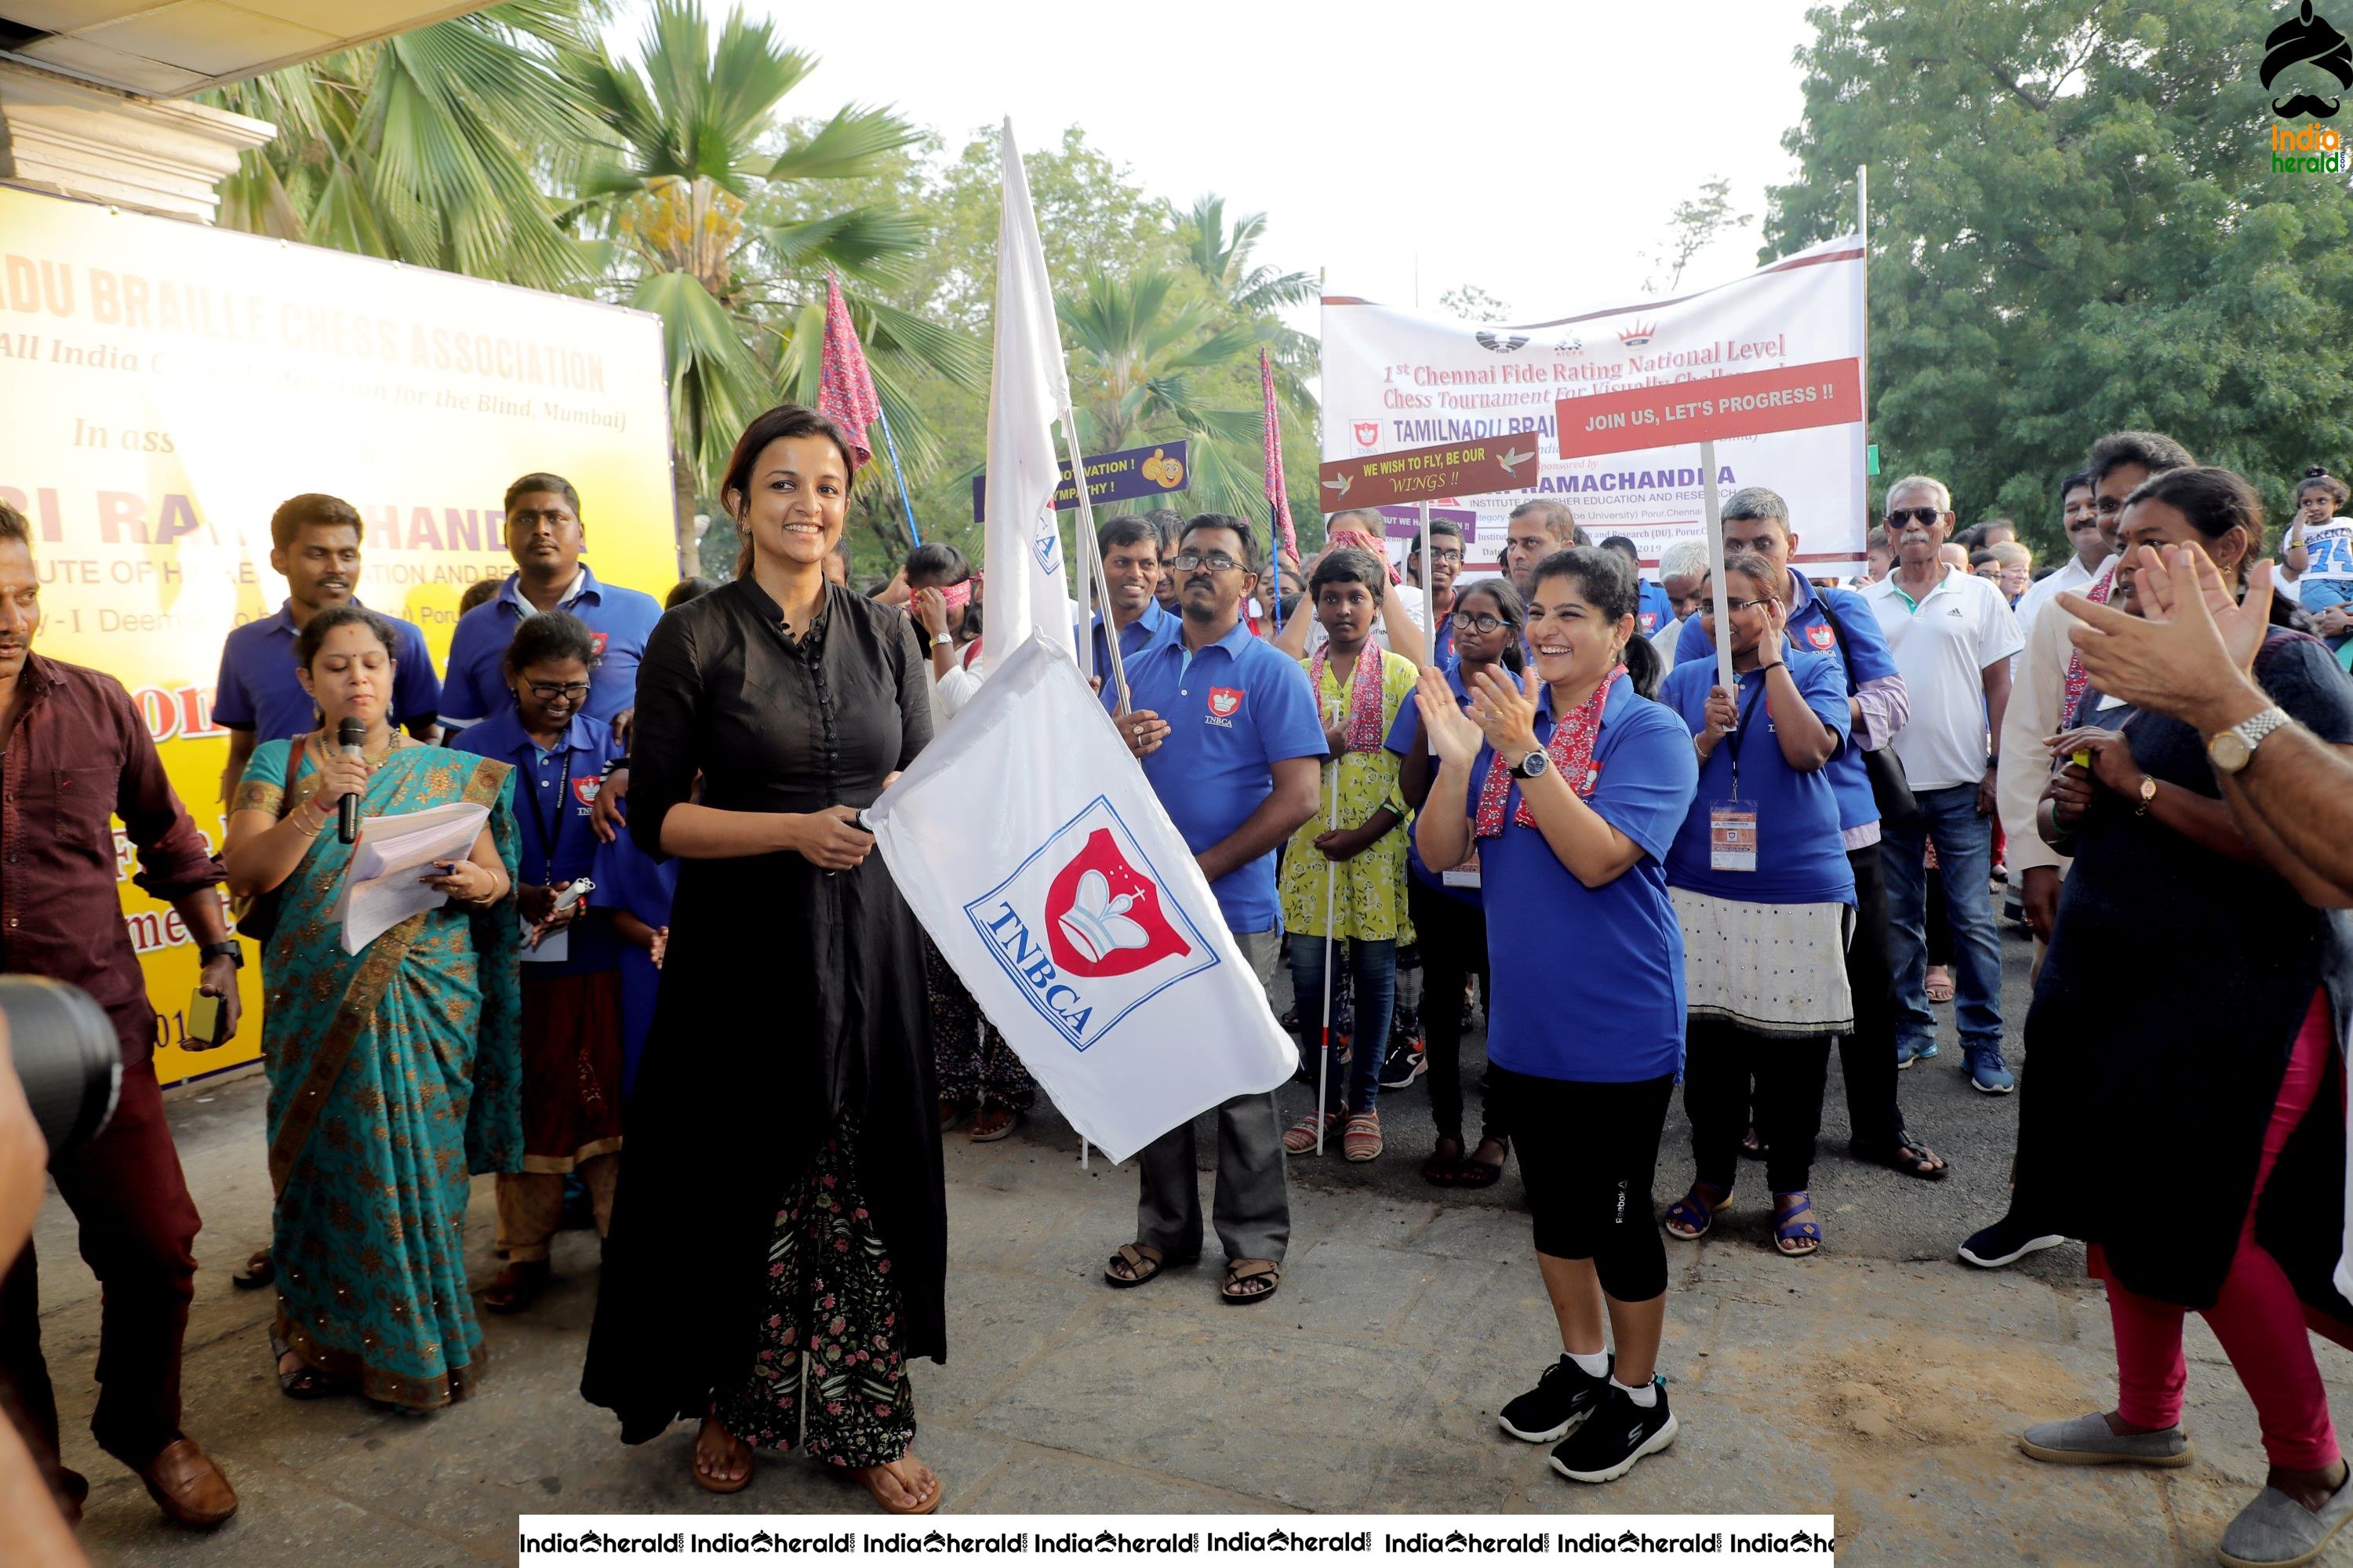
[5,402,2353,1561]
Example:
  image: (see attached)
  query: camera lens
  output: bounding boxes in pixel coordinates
[0,977,121,1158]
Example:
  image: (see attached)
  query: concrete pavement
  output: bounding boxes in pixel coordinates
[24,926,2351,1566]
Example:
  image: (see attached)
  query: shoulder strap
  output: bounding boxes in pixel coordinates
[1817,596,1863,696]
[278,733,307,820]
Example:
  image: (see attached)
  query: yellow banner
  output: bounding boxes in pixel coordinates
[0,185,676,1085]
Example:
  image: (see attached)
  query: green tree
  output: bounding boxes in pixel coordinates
[561,0,985,571]
[1770,0,2353,561]
[1642,177,1748,296]
[202,2,602,294]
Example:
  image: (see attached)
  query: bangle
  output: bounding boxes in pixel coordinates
[292,804,324,838]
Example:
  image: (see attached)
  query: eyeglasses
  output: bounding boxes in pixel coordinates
[1885,506,1943,527]
[1717,598,1775,614]
[1169,551,1245,573]
[1421,548,1465,566]
[1449,610,1509,634]
[521,680,591,701]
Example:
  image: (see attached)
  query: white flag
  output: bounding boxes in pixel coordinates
[865,635,1293,1162]
[980,121,1076,661]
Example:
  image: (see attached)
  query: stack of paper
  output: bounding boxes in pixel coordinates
[335,801,492,954]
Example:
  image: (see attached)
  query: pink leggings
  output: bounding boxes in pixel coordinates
[2102,990,2340,1471]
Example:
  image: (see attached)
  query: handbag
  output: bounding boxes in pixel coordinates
[231,735,309,943]
[1819,602,1919,829]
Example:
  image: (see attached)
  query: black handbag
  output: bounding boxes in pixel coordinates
[1820,602,1919,829]
[231,737,307,943]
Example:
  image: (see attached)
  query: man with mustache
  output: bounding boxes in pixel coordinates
[213,493,442,805]
[1103,514,1323,1305]
[0,503,243,1530]
[440,472,664,739]
[1862,475,2024,1096]
[1088,515,1174,711]
[1502,500,1587,598]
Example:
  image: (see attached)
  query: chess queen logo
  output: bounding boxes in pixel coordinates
[965,795,1220,1051]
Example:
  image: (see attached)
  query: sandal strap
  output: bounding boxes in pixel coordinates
[1226,1260,1278,1282]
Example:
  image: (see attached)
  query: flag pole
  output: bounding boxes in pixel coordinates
[1418,498,1435,668]
[1315,702,1341,1156]
[875,396,923,548]
[1703,438,1734,700]
[1059,408,1130,711]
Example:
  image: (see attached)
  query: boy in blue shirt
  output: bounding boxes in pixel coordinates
[1100,514,1324,1307]
[213,493,440,802]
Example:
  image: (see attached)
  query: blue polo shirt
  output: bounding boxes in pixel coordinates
[1660,653,1857,907]
[1384,662,1478,908]
[592,806,678,1094]
[1675,572,1893,833]
[1636,579,1675,639]
[1470,676,1696,1082]
[212,599,440,740]
[440,565,664,729]
[453,708,622,973]
[1125,617,1327,933]
[1089,599,1177,712]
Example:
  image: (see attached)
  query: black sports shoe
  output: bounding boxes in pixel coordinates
[1549,1380,1678,1483]
[1378,1036,1427,1090]
[1958,1213,2064,1268]
[1498,1354,1612,1443]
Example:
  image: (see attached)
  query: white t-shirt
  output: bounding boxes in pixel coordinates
[2011,553,2100,645]
[1862,566,2024,791]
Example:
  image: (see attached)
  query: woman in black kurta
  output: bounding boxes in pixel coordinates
[2020,467,2353,1557]
[582,406,944,1515]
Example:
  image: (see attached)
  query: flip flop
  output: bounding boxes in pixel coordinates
[270,1328,343,1401]
[690,1417,753,1495]
[1773,1191,1824,1257]
[847,1457,941,1515]
[231,1248,275,1290]
[1665,1182,1733,1240]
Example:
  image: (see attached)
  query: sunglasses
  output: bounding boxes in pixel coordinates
[1885,506,1944,527]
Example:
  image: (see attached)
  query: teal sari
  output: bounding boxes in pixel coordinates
[235,739,525,1408]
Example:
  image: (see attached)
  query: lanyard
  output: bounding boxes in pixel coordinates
[526,741,575,877]
[1718,675,1769,801]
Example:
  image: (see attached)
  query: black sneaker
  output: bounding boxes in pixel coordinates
[1548,1380,1678,1483]
[1497,1354,1611,1443]
[1378,1036,1427,1090]
[1958,1213,2064,1268]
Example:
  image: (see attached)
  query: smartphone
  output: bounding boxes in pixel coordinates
[187,989,226,1050]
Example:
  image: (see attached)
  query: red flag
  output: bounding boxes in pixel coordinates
[818,273,882,467]
[1260,347,1298,562]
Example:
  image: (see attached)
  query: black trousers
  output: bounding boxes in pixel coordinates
[1686,1017,1834,1195]
[1492,1066,1673,1303]
[1409,880,1495,1148]
[1838,842,1907,1155]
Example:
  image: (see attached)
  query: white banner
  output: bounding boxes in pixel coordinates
[864,634,1293,1162]
[1322,235,1867,577]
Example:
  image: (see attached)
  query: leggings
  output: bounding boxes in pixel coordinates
[1491,1065,1673,1302]
[1409,879,1496,1148]
[2103,991,2339,1472]
[1684,1017,1834,1196]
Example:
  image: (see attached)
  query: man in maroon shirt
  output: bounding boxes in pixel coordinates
[0,503,242,1529]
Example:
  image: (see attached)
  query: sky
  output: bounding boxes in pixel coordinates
[707,0,1830,326]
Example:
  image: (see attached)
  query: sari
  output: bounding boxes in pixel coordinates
[235,738,525,1409]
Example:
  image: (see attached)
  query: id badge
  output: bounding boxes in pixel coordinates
[1708,800,1758,872]
[1442,848,1482,890]
[522,914,569,963]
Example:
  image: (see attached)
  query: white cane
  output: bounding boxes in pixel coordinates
[1315,697,1342,1157]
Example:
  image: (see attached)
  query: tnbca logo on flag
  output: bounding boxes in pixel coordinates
[966,796,1219,1051]
[1031,504,1064,576]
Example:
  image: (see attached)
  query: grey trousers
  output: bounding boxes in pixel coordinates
[1133,927,1291,1265]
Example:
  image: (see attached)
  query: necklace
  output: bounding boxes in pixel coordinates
[310,729,403,767]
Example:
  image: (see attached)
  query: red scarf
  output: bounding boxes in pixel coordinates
[1312,644,1386,755]
[2060,560,2119,722]
[1474,664,1622,838]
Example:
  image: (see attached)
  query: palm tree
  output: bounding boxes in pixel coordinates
[201,2,601,295]
[1056,270,1268,518]
[1180,193,1319,412]
[561,0,986,569]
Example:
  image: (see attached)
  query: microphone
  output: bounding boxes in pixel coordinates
[337,717,366,844]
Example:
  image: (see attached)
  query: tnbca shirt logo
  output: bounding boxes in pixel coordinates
[571,776,602,808]
[965,796,1219,1051]
[1206,687,1244,726]
[588,631,610,657]
[1806,621,1838,651]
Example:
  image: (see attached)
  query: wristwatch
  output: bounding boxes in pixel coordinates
[933,631,953,647]
[1513,748,1551,780]
[2207,705,2293,775]
[2133,775,2158,816]
[198,940,244,970]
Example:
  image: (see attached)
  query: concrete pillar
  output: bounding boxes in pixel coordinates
[0,57,274,224]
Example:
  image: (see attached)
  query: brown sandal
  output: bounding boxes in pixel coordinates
[969,1106,1019,1142]
[1220,1258,1280,1304]
[1104,1242,1171,1288]
[481,1260,548,1315]
[691,1415,753,1495]
[846,1455,940,1515]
